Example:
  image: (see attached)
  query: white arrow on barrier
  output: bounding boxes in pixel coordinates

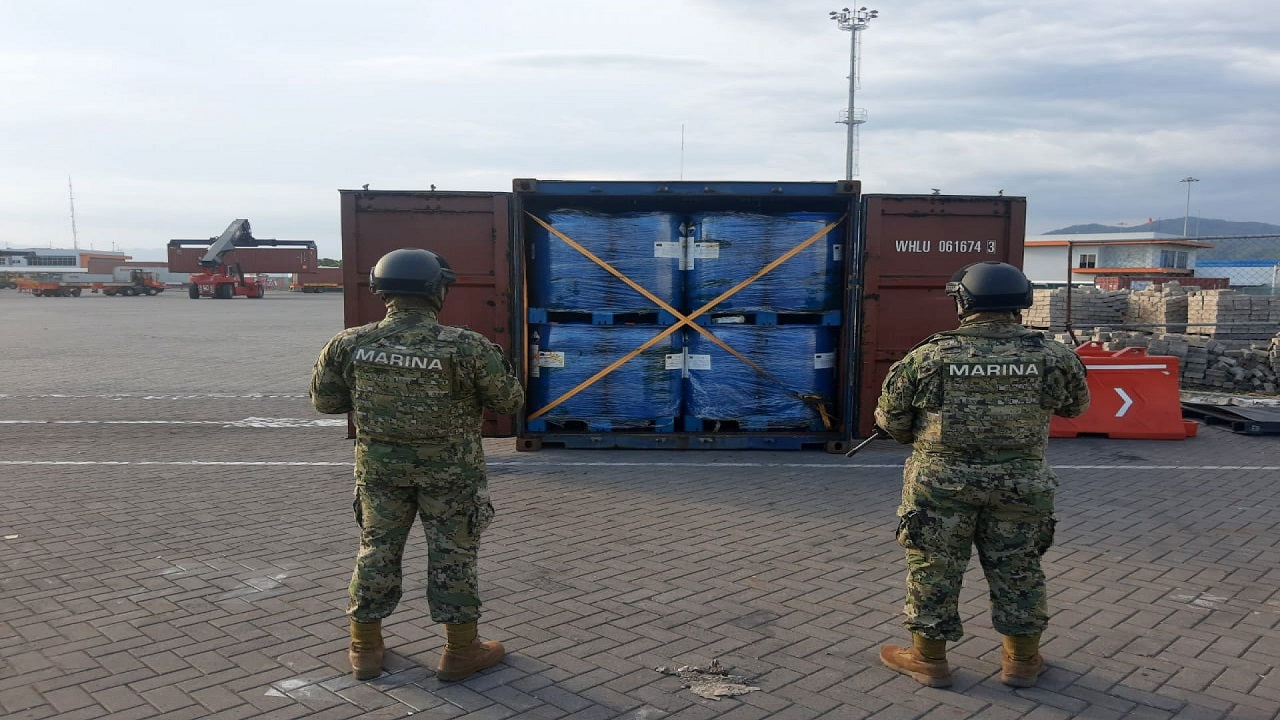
[1114,387,1133,417]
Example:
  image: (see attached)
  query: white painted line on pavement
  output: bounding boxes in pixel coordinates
[497,462,1280,470]
[0,393,307,400]
[0,461,353,466]
[1083,364,1168,371]
[0,417,345,427]
[1,461,1278,471]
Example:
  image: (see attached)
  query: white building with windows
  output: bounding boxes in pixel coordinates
[1023,232,1214,285]
[0,247,130,272]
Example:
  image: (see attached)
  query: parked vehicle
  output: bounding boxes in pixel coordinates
[16,268,166,297]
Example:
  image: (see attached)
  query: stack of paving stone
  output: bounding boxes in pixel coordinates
[1126,283,1190,333]
[1073,329,1279,394]
[1272,331,1280,376]
[1026,287,1128,329]
[1186,290,1280,340]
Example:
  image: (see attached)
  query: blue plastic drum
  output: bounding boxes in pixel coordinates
[528,210,683,312]
[685,325,838,428]
[528,324,682,428]
[686,212,842,313]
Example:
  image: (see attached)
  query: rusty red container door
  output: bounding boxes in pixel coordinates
[339,190,514,436]
[857,195,1027,435]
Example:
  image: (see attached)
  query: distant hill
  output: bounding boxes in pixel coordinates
[1046,217,1280,237]
[1044,218,1280,262]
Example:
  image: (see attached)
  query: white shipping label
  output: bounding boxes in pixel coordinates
[537,351,565,368]
[665,353,684,370]
[653,241,682,259]
[693,242,721,260]
[832,244,843,262]
[686,354,712,371]
[814,352,836,369]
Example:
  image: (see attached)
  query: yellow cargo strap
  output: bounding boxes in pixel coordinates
[525,212,845,429]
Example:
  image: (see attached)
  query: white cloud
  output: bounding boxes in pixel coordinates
[1,0,1278,253]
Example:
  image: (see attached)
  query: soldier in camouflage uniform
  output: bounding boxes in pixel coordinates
[310,248,524,682]
[874,261,1089,688]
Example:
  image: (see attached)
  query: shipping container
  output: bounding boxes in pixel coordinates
[513,179,860,450]
[855,195,1027,436]
[339,190,514,436]
[166,246,319,275]
[291,266,345,292]
[339,183,1027,449]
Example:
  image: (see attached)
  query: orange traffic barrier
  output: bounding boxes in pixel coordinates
[1050,342,1198,440]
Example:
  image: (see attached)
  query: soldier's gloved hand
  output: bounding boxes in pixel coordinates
[877,424,914,445]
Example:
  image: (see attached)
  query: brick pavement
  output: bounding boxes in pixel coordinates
[1,290,1279,719]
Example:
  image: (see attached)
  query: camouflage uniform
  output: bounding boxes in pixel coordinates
[310,295,524,625]
[875,312,1089,641]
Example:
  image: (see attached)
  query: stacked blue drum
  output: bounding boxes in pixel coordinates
[524,203,845,436]
[527,324,681,432]
[687,212,842,313]
[685,326,839,431]
[526,209,685,432]
[528,210,683,314]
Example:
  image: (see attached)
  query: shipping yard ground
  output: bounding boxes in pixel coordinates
[3,290,1280,720]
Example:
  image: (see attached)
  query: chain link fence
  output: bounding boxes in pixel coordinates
[1023,286,1280,395]
[1188,233,1279,294]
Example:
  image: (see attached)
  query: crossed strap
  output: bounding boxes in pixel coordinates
[525,212,847,429]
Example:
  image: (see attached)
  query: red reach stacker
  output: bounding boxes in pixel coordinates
[168,219,318,299]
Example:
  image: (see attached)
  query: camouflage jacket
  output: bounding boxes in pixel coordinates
[310,299,524,486]
[874,313,1089,463]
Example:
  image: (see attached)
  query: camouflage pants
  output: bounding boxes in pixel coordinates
[896,455,1056,641]
[348,484,494,625]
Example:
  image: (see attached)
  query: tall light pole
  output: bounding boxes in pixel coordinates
[1180,176,1199,237]
[830,7,878,180]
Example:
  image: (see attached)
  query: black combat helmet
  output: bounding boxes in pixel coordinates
[369,248,457,296]
[945,261,1034,316]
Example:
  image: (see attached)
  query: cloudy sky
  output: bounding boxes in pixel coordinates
[3,0,1278,260]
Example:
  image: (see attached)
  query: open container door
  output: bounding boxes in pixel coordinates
[856,194,1027,436]
[512,178,860,451]
[339,189,515,436]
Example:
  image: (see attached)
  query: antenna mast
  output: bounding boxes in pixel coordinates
[68,176,80,250]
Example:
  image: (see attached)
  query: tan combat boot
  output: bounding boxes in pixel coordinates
[348,619,384,680]
[1000,634,1047,687]
[879,634,953,688]
[436,621,505,681]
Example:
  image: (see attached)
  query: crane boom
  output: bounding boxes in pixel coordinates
[168,219,319,300]
[199,219,254,268]
[167,219,317,269]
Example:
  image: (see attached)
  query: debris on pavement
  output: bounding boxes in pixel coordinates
[655,658,761,700]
